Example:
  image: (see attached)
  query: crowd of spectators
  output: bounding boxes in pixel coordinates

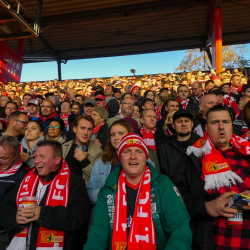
[0,67,250,249]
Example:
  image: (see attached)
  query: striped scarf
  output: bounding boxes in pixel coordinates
[140,127,156,151]
[177,97,189,110]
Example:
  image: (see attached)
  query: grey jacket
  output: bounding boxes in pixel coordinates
[21,136,45,169]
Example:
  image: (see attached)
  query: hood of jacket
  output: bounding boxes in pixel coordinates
[21,135,45,156]
[39,112,58,122]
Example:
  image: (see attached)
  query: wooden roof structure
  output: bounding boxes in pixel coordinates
[1,0,250,64]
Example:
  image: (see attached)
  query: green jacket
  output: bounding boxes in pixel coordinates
[84,163,192,250]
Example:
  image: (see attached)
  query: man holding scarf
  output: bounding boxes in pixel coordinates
[84,133,192,250]
[0,140,90,250]
[171,105,250,250]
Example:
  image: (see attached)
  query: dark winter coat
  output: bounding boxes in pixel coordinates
[0,168,90,250]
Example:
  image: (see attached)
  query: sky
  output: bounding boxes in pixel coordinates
[20,44,250,82]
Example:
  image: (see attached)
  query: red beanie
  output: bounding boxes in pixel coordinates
[130,85,140,95]
[118,133,149,160]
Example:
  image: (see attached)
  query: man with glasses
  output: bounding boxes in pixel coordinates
[192,81,205,104]
[0,136,26,249]
[0,111,28,142]
[107,97,141,127]
[38,100,59,132]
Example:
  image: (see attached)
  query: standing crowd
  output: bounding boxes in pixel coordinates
[1,68,250,249]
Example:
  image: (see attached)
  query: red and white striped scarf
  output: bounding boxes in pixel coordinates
[154,105,162,120]
[194,91,205,104]
[0,158,22,177]
[230,85,242,94]
[140,127,156,151]
[177,97,189,110]
[60,113,70,131]
[93,122,104,135]
[164,126,175,136]
[7,159,70,250]
[112,167,156,250]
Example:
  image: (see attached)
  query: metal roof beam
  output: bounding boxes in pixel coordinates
[28,38,35,54]
[0,18,16,23]
[41,0,204,27]
[0,32,32,41]
[38,34,60,58]
[0,0,38,37]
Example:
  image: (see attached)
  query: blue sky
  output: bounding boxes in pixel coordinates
[21,44,250,82]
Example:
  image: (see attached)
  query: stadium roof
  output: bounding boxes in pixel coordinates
[1,0,250,63]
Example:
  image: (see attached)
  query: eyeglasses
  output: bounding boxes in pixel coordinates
[48,125,60,130]
[122,102,134,106]
[61,105,70,108]
[41,106,52,108]
[14,120,28,126]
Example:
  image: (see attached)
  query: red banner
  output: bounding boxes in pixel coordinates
[0,41,23,85]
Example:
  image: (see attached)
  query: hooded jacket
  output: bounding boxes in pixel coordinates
[21,136,45,169]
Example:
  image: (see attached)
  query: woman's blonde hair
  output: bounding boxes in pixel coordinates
[155,92,168,106]
[163,110,176,130]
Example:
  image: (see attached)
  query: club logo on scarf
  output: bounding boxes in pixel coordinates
[204,161,229,172]
[126,139,142,145]
[196,138,206,148]
[40,231,63,244]
[114,242,127,250]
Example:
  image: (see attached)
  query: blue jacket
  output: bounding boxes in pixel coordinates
[86,157,156,205]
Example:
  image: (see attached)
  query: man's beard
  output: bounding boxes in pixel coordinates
[177,131,191,137]
[133,94,139,98]
[123,110,133,116]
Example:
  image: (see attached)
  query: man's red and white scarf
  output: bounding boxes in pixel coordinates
[0,158,22,178]
[93,122,104,135]
[19,106,29,113]
[177,97,189,110]
[164,126,175,136]
[223,94,237,111]
[194,91,205,104]
[112,167,156,250]
[154,105,162,120]
[140,127,156,151]
[7,159,70,250]
[230,85,242,94]
[60,113,70,131]
[186,131,250,190]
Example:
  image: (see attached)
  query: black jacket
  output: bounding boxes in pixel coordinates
[179,97,200,116]
[96,122,109,150]
[158,132,200,176]
[193,113,206,137]
[168,154,214,250]
[0,165,27,234]
[66,112,78,141]
[137,127,168,154]
[0,169,90,250]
